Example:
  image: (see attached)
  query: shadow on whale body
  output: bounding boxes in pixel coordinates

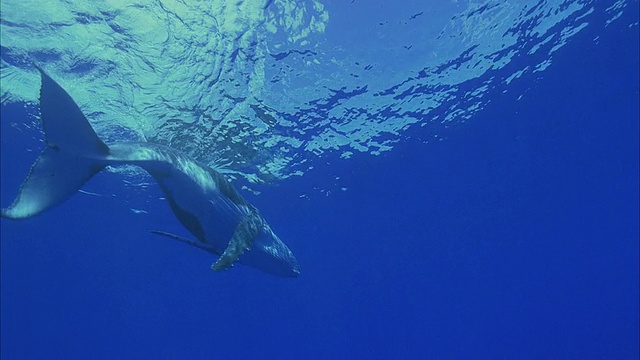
[0,66,301,278]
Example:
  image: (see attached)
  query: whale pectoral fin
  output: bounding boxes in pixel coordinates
[211,215,262,272]
[150,230,216,253]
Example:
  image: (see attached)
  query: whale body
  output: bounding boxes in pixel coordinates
[1,67,301,277]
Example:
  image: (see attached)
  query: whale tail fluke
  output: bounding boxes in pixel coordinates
[1,67,109,219]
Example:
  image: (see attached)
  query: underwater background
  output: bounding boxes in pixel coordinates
[1,0,638,358]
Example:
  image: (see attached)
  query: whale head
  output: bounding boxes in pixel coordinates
[240,224,301,277]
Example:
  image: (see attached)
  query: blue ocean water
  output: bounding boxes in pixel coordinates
[1,1,638,359]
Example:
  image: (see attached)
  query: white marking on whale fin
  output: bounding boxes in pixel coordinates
[211,214,262,271]
[1,67,109,219]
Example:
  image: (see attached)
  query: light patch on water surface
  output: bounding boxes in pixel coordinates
[0,0,633,186]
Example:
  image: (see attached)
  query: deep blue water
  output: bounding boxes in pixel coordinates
[1,5,639,360]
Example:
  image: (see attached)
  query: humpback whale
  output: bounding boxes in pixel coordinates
[1,67,301,277]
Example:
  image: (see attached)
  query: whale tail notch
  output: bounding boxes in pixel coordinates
[1,67,110,219]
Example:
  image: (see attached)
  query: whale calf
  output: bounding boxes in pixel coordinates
[1,67,301,277]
